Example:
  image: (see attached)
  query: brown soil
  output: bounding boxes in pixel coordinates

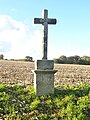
[0,60,90,86]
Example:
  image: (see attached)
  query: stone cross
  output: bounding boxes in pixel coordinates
[34,9,57,59]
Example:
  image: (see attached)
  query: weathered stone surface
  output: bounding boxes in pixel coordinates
[33,59,57,96]
[35,60,54,70]
[33,69,57,96]
[34,9,57,59]
[33,9,57,96]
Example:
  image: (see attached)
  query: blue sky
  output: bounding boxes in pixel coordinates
[0,0,90,59]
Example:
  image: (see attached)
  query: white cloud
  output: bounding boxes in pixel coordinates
[0,15,42,59]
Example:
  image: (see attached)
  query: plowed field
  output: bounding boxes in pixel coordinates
[0,60,90,86]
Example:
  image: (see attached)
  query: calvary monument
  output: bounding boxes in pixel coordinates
[33,9,57,96]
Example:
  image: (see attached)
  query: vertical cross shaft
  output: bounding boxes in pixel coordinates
[34,9,57,59]
[42,9,48,59]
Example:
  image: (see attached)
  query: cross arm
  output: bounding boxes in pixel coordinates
[48,19,57,24]
[34,18,43,24]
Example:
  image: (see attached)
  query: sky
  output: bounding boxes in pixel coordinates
[0,0,90,60]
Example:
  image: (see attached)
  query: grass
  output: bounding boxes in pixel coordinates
[0,60,90,119]
[0,83,90,120]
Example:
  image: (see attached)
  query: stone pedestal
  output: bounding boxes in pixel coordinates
[33,60,57,96]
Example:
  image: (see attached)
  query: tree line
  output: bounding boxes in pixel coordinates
[54,55,90,65]
[0,54,33,62]
[1,54,90,65]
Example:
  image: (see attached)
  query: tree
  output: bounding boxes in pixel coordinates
[72,55,81,64]
[54,55,90,65]
[25,56,33,62]
[0,54,4,60]
[67,55,80,64]
[67,56,74,64]
[59,55,67,64]
[81,56,90,65]
[53,58,61,64]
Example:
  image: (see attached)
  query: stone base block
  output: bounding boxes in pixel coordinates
[33,59,57,96]
[33,70,57,96]
[35,60,54,70]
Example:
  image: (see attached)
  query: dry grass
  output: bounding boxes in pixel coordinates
[0,60,90,86]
